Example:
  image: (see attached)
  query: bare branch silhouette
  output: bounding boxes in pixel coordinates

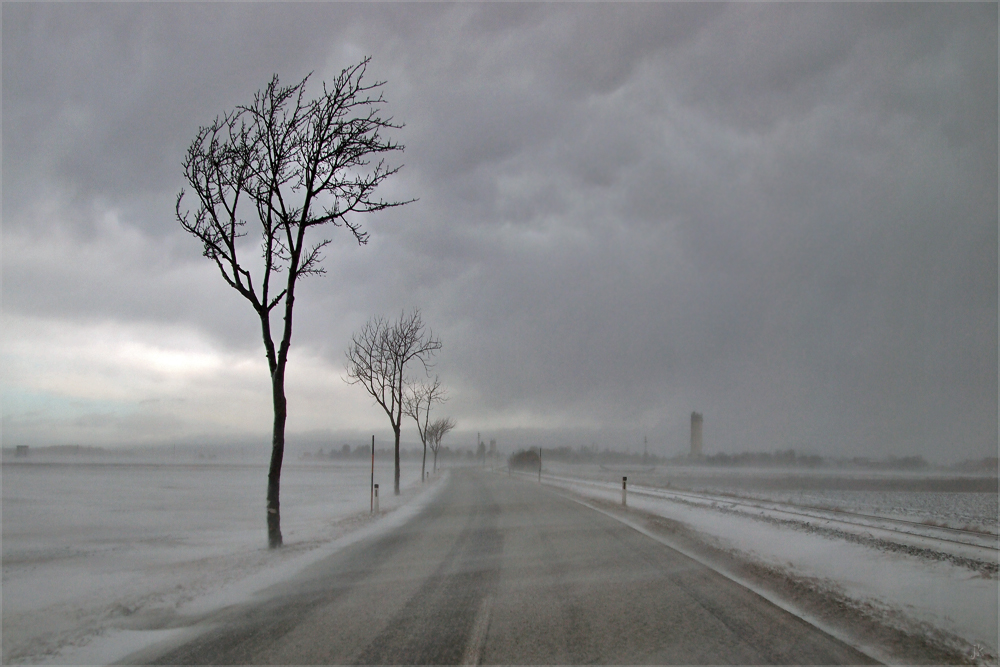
[404,376,447,483]
[346,309,442,494]
[177,58,410,547]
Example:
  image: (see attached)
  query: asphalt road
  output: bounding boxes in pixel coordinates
[137,468,878,665]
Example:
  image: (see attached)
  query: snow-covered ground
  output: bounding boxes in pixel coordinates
[530,462,999,665]
[4,457,997,664]
[2,457,446,664]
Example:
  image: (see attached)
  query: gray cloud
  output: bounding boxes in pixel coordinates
[3,3,995,461]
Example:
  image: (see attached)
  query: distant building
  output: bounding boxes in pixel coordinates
[690,412,703,458]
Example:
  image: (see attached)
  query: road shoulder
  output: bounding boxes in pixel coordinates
[546,480,982,665]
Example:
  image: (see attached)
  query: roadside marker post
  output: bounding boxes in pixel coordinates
[374,484,379,513]
[538,447,542,482]
[370,435,375,513]
[622,476,627,507]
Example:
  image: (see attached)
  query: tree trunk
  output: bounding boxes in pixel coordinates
[267,368,287,548]
[393,426,401,495]
[421,442,427,483]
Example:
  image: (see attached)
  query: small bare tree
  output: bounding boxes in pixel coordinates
[404,376,446,483]
[176,58,409,548]
[345,310,442,494]
[426,417,456,473]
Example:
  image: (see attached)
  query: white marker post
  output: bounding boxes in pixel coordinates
[622,476,627,507]
[374,483,379,514]
[370,435,375,513]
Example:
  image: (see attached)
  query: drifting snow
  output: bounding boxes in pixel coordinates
[2,458,446,665]
[4,457,996,665]
[531,463,999,664]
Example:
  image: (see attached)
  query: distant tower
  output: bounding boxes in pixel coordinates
[690,412,703,458]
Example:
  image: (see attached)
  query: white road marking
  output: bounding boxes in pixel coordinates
[461,593,493,666]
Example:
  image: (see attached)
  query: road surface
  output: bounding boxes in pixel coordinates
[135,469,877,664]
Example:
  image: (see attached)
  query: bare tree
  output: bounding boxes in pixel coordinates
[426,417,456,473]
[404,376,446,483]
[176,58,409,548]
[345,310,442,495]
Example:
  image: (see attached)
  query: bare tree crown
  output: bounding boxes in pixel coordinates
[176,58,410,323]
[346,309,442,495]
[405,377,446,431]
[427,417,456,452]
[345,310,442,423]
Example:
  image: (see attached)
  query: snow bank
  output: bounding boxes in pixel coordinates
[530,465,999,665]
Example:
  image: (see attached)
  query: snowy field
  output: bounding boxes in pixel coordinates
[2,457,440,664]
[532,462,999,664]
[544,462,998,531]
[723,488,996,533]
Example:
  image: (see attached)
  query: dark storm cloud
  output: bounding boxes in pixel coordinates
[2,3,354,229]
[3,3,996,460]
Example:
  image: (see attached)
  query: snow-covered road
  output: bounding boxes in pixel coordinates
[120,469,878,665]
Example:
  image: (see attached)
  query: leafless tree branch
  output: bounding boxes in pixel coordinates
[404,376,447,482]
[426,417,456,473]
[176,57,409,548]
[345,309,442,494]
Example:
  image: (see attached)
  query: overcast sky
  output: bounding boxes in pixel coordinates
[2,3,996,462]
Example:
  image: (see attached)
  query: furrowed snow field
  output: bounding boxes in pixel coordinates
[542,462,999,529]
[1,456,442,664]
[534,462,999,665]
[725,489,996,532]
